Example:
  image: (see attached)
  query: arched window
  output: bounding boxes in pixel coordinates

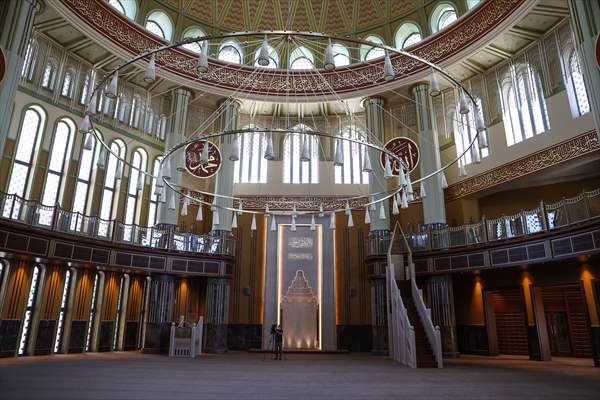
[566,49,590,116]
[466,0,482,9]
[218,40,243,64]
[332,44,350,67]
[39,118,75,225]
[289,46,314,69]
[147,156,162,227]
[123,148,148,234]
[431,3,458,33]
[4,106,45,218]
[21,41,38,81]
[254,44,279,68]
[501,64,549,146]
[233,125,268,183]
[334,125,369,184]
[182,27,205,54]
[395,22,422,49]
[361,35,386,61]
[71,131,102,229]
[454,97,489,166]
[61,69,75,98]
[41,59,58,90]
[98,140,126,236]
[79,73,90,105]
[283,124,319,184]
[108,0,137,19]
[18,265,42,356]
[145,10,173,41]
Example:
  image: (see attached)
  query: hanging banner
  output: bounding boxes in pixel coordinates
[379,137,420,174]
[185,140,221,178]
[0,47,6,86]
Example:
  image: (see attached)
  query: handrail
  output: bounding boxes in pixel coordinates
[0,191,235,257]
[368,188,600,255]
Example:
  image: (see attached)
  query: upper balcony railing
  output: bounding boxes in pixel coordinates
[0,191,235,257]
[367,188,600,256]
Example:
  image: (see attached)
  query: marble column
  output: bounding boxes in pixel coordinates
[412,83,446,225]
[363,97,390,353]
[143,274,174,352]
[158,89,192,225]
[212,100,240,233]
[204,277,230,353]
[568,0,600,141]
[60,268,78,354]
[427,275,459,357]
[0,0,41,158]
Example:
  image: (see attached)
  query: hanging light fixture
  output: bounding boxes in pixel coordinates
[384,155,393,179]
[347,212,354,227]
[475,107,486,132]
[441,171,448,189]
[250,213,257,231]
[231,213,238,229]
[329,212,336,230]
[264,133,275,160]
[176,149,187,172]
[419,183,427,199]
[79,115,91,133]
[291,215,297,231]
[362,147,372,173]
[383,50,395,81]
[212,208,220,226]
[378,202,386,220]
[398,168,407,187]
[401,190,409,209]
[168,192,176,210]
[136,171,144,191]
[458,158,468,177]
[270,214,277,231]
[181,197,188,216]
[237,201,243,215]
[97,147,106,169]
[479,131,489,149]
[429,68,441,97]
[310,214,316,231]
[345,201,351,215]
[162,161,172,180]
[85,93,97,115]
[257,35,271,66]
[324,39,335,71]
[370,196,376,211]
[300,134,311,162]
[229,135,240,161]
[105,71,118,99]
[333,139,344,166]
[155,169,164,188]
[197,41,209,73]
[318,203,324,218]
[472,142,481,164]
[115,160,123,178]
[144,55,156,83]
[406,171,414,193]
[459,88,470,114]
[153,183,162,197]
[364,207,371,224]
[196,204,204,221]
[83,133,94,151]
[392,195,400,215]
[200,140,210,166]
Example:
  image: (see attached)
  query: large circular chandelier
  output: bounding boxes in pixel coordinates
[79,31,488,229]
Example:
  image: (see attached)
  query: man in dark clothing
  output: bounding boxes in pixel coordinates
[273,324,283,360]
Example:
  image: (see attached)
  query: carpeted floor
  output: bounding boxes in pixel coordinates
[0,352,599,399]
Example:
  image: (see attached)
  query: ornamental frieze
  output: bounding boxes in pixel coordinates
[59,0,525,97]
[445,130,600,201]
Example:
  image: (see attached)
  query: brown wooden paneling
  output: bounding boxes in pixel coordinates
[491,288,529,355]
[1,261,31,319]
[39,265,63,320]
[72,270,94,320]
[126,275,144,321]
[101,272,120,321]
[173,277,205,324]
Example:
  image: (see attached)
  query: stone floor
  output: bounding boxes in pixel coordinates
[0,352,599,399]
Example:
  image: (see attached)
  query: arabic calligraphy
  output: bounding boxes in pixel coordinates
[379,137,420,174]
[185,141,222,178]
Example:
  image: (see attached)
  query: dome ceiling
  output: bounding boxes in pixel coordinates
[156,0,423,35]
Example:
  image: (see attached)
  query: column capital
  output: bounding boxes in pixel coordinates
[361,96,385,109]
[411,82,430,96]
[218,98,242,110]
[171,87,192,100]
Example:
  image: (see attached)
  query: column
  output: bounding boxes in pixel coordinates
[204,277,230,353]
[115,274,130,351]
[60,268,79,354]
[568,0,600,141]
[412,83,446,225]
[158,89,192,225]
[143,274,174,352]
[212,100,240,233]
[363,98,390,353]
[90,271,106,353]
[0,0,42,157]
[427,275,459,357]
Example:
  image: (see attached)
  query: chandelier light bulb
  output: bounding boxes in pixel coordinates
[419,183,427,199]
[85,93,97,115]
[136,171,144,191]
[144,55,156,83]
[345,201,351,216]
[362,147,372,173]
[105,71,118,99]
[324,39,335,71]
[459,88,470,115]
[383,50,395,81]
[399,168,407,187]
[459,159,468,177]
[291,215,297,232]
[479,131,489,149]
[155,169,164,188]
[251,213,257,231]
[472,142,482,164]
[392,195,400,215]
[300,134,311,162]
[475,107,486,132]
[378,202,386,220]
[270,214,277,231]
[162,161,172,180]
[441,171,448,189]
[79,115,91,133]
[197,41,209,73]
[264,133,275,160]
[83,133,94,151]
[258,35,271,66]
[329,212,336,230]
[384,155,393,179]
[429,68,441,97]
[168,192,176,211]
[196,204,204,221]
[401,190,409,209]
[115,160,123,178]
[405,172,413,194]
[229,135,240,162]
[180,197,188,216]
[176,149,187,172]
[319,203,324,218]
[370,196,376,211]
[200,140,210,166]
[333,139,344,166]
[347,211,354,227]
[97,148,106,169]
[237,201,243,215]
[231,213,238,229]
[310,214,316,231]
[364,207,371,224]
[212,208,220,226]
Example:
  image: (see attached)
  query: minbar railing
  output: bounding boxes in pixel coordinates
[0,191,235,257]
[368,188,600,256]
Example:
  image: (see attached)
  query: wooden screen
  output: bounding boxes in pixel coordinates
[491,288,529,355]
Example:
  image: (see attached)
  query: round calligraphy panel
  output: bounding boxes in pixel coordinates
[0,47,6,86]
[185,141,221,178]
[379,137,420,174]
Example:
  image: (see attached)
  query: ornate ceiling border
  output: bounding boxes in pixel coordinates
[445,130,600,201]
[57,0,526,98]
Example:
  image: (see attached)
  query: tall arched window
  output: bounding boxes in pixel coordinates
[147,157,162,227]
[395,22,422,49]
[98,140,126,236]
[289,47,314,69]
[218,40,243,64]
[431,3,458,33]
[108,0,137,19]
[501,64,549,146]
[283,124,319,184]
[182,27,205,53]
[61,69,75,98]
[145,10,173,41]
[79,73,90,105]
[233,125,268,183]
[39,118,75,225]
[332,44,350,67]
[454,97,489,166]
[21,41,38,81]
[361,35,385,61]
[4,106,45,218]
[254,44,279,68]
[123,148,148,233]
[334,125,369,184]
[41,59,58,90]
[18,265,42,356]
[71,131,102,227]
[566,49,590,116]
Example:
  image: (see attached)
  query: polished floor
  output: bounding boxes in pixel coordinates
[0,352,599,399]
